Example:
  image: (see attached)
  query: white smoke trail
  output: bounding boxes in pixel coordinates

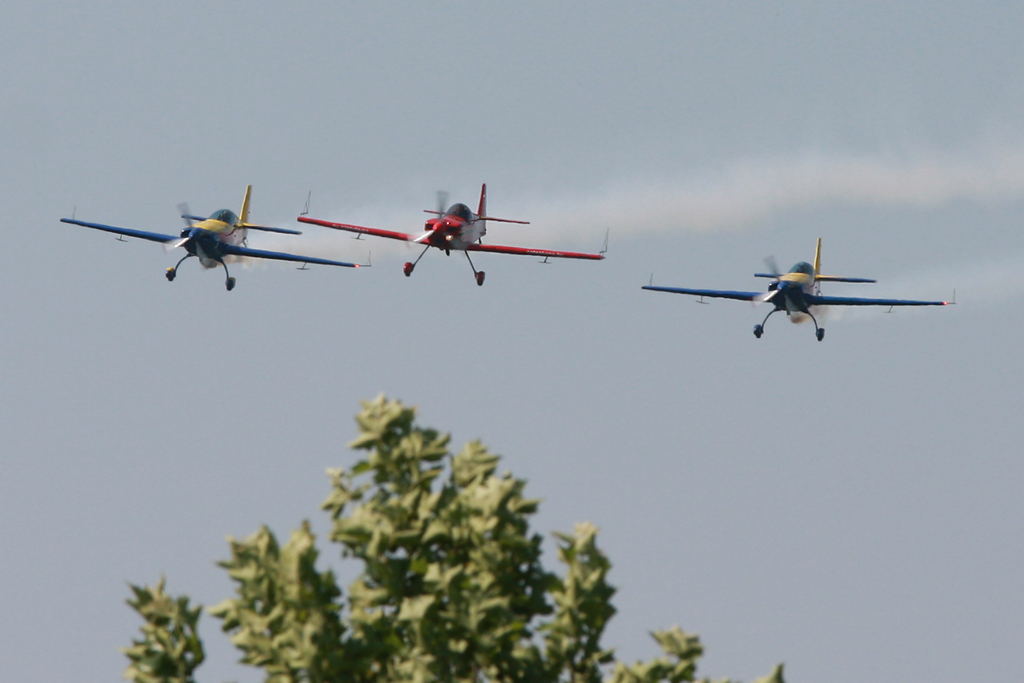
[527,147,1024,242]
[247,146,1024,273]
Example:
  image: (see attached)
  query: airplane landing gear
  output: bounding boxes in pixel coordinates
[217,259,235,292]
[405,245,430,277]
[465,251,485,286]
[754,307,779,339]
[805,310,824,341]
[166,253,193,282]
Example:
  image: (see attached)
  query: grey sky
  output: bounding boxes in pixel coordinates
[2,2,1023,682]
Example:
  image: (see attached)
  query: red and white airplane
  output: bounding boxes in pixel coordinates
[297,184,605,285]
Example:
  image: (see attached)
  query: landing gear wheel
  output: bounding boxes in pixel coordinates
[816,328,825,342]
[476,271,485,286]
[165,268,176,282]
[753,324,763,339]
[226,277,236,291]
[403,262,414,277]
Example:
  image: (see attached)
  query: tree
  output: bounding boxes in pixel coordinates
[124,395,784,683]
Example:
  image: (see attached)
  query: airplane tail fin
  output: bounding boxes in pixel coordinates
[475,183,531,225]
[239,185,253,226]
[813,237,877,283]
[234,184,301,234]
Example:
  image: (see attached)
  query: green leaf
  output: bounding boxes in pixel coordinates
[123,395,782,683]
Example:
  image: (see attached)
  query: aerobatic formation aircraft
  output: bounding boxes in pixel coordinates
[61,186,360,290]
[297,184,605,286]
[643,239,950,341]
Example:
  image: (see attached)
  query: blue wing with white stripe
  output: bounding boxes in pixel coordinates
[61,218,177,244]
[806,294,948,307]
[642,285,761,301]
[218,242,360,268]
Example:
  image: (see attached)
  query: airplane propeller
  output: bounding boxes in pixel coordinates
[177,202,194,228]
[752,255,783,304]
[166,202,196,251]
[407,190,450,245]
[164,234,193,251]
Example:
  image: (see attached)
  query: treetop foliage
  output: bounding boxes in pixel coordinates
[124,395,784,683]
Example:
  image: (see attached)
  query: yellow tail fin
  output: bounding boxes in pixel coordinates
[238,185,253,226]
[813,237,822,278]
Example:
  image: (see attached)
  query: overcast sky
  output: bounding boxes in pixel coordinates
[3,3,1024,682]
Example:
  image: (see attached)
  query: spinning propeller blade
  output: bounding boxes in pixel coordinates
[763,255,781,279]
[436,190,449,217]
[168,203,197,251]
[177,202,194,228]
[164,236,191,251]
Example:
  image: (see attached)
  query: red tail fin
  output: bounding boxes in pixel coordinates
[475,183,530,224]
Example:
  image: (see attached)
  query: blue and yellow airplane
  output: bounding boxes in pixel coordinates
[61,186,360,290]
[643,239,950,341]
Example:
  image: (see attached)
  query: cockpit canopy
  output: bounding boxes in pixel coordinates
[446,203,472,221]
[789,261,815,276]
[209,209,239,225]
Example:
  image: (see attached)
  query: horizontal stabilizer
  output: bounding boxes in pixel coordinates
[478,216,530,225]
[815,275,877,283]
[241,223,302,235]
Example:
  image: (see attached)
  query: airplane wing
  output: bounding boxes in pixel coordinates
[297,216,414,242]
[60,218,178,244]
[465,243,604,260]
[218,242,360,268]
[642,285,761,301]
[806,294,948,307]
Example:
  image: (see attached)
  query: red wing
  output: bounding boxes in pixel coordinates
[297,216,414,242]
[466,243,604,260]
